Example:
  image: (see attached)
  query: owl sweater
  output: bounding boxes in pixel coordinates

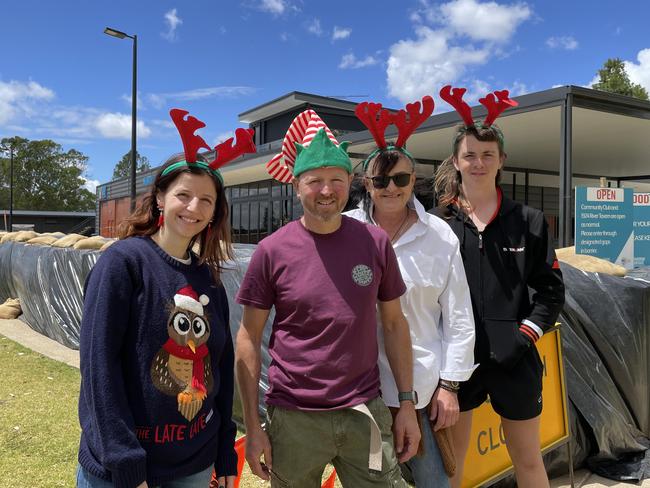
[78,236,237,488]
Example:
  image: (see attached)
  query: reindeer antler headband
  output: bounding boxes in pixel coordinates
[355,95,434,170]
[439,85,518,148]
[163,108,257,182]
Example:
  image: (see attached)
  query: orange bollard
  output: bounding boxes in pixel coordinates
[322,469,337,488]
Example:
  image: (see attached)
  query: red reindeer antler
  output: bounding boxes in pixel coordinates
[209,128,256,170]
[170,109,211,163]
[439,85,474,128]
[479,90,518,127]
[393,95,434,148]
[355,102,393,149]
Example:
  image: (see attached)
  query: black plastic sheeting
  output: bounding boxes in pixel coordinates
[0,241,648,482]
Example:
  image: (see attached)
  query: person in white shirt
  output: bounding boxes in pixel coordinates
[345,144,476,487]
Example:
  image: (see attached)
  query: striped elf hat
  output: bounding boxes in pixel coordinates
[266,109,350,182]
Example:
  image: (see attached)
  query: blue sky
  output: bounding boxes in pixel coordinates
[2,0,649,191]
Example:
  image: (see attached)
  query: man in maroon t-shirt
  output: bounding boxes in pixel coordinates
[235,118,419,487]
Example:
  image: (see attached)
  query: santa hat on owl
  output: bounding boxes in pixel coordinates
[266,109,352,183]
[174,285,209,316]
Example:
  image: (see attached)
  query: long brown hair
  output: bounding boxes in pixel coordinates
[434,124,505,209]
[118,153,233,281]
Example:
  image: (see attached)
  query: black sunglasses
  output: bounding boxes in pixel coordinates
[366,173,412,189]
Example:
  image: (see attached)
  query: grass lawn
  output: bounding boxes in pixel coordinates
[0,335,81,487]
[0,335,341,488]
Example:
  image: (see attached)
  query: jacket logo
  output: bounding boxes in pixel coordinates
[351,264,373,286]
[502,247,525,252]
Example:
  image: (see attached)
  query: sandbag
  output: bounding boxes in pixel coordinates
[556,246,626,276]
[73,236,109,250]
[51,233,87,248]
[27,235,60,246]
[13,231,39,242]
[1,232,20,243]
[0,297,21,319]
[99,239,116,252]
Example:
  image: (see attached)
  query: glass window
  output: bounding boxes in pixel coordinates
[259,201,269,241]
[230,187,239,199]
[258,180,270,195]
[272,201,282,231]
[250,201,259,243]
[249,183,258,198]
[240,203,249,244]
[231,203,241,242]
[272,181,281,198]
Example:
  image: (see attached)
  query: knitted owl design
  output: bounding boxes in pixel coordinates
[151,285,214,421]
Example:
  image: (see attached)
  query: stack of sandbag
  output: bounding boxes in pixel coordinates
[556,246,627,276]
[0,298,21,319]
[0,230,118,252]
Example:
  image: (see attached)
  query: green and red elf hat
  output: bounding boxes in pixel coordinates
[266,109,352,182]
[355,95,434,170]
[439,85,518,151]
[164,108,257,183]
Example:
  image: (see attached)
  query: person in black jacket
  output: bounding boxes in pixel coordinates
[431,86,565,488]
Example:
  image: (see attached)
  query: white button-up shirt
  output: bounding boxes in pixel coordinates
[345,196,477,409]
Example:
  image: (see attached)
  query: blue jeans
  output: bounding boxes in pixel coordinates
[401,409,450,488]
[76,464,215,488]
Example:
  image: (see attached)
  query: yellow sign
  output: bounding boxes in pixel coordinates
[461,328,569,488]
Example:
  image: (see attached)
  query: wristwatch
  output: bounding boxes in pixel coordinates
[398,390,419,404]
[439,379,460,393]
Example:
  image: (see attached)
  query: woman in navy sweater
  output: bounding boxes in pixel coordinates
[77,110,255,488]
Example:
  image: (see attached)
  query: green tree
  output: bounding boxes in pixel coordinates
[592,58,649,100]
[0,137,96,211]
[111,150,150,180]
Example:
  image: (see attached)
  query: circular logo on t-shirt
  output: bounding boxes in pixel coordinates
[351,264,373,286]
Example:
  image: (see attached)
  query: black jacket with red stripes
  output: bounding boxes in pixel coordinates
[432,191,565,368]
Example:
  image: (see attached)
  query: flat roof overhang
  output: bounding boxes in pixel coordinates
[238,91,361,124]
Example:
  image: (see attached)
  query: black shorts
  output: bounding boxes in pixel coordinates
[458,347,544,421]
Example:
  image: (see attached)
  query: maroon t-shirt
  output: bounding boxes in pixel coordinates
[236,216,406,410]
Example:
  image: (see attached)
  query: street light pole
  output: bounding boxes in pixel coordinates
[104,27,138,212]
[130,34,137,212]
[8,142,13,232]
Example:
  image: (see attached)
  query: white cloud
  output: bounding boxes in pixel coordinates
[162,8,183,41]
[386,0,531,103]
[438,0,531,42]
[546,36,578,50]
[332,26,352,41]
[213,131,234,146]
[624,48,650,93]
[94,113,152,139]
[259,0,286,14]
[387,26,488,102]
[307,18,323,36]
[339,53,379,69]
[0,80,55,124]
[83,178,100,193]
[146,86,256,110]
[121,92,144,109]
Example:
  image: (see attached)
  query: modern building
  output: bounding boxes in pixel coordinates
[1,210,95,234]
[96,87,650,247]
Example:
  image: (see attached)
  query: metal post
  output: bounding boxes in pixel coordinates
[9,143,14,232]
[559,93,573,247]
[130,34,138,212]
